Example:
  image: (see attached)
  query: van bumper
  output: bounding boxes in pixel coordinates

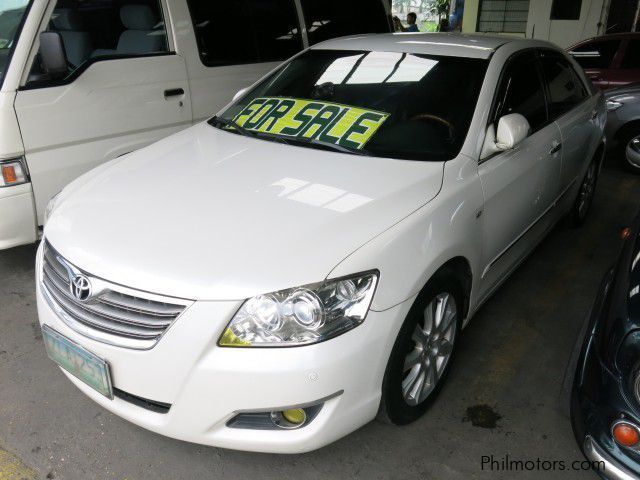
[0,182,37,249]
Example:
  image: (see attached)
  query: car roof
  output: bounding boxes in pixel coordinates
[311,33,548,60]
[569,31,640,48]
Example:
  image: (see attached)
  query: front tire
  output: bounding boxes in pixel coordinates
[378,273,462,425]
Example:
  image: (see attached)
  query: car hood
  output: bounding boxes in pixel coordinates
[45,123,445,301]
[605,82,640,99]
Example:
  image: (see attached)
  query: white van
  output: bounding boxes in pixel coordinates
[0,0,392,250]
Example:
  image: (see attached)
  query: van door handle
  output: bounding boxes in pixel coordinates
[164,88,185,98]
[591,110,598,120]
[549,142,562,155]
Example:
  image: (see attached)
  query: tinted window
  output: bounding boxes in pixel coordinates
[540,53,588,119]
[569,40,621,69]
[215,49,488,161]
[550,0,582,20]
[494,53,547,132]
[622,40,640,69]
[0,0,31,88]
[187,0,302,67]
[27,0,168,86]
[300,0,390,46]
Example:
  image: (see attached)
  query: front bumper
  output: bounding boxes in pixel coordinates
[572,270,640,479]
[585,436,638,480]
[35,244,410,453]
[0,182,37,249]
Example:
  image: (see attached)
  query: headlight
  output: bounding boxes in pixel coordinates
[607,100,623,111]
[0,157,28,187]
[44,192,61,226]
[219,271,379,347]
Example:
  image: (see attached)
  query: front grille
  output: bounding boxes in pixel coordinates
[41,241,191,350]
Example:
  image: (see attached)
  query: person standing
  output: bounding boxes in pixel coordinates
[393,12,420,32]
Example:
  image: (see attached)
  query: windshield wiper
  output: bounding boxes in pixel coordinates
[282,136,371,156]
[209,117,292,146]
[209,116,258,139]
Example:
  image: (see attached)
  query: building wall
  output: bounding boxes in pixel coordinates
[463,0,609,48]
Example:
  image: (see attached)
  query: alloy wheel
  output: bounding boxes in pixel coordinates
[626,135,640,171]
[401,292,457,406]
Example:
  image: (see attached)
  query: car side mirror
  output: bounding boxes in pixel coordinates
[496,113,530,150]
[233,87,248,102]
[39,31,68,79]
[481,113,531,159]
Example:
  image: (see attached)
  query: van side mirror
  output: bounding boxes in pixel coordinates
[39,31,68,79]
[480,113,531,160]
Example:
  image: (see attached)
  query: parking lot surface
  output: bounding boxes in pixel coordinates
[1,159,639,480]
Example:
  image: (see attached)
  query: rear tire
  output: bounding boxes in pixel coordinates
[378,272,462,425]
[570,157,599,227]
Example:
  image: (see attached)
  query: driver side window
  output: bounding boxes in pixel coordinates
[493,52,548,133]
[27,0,169,87]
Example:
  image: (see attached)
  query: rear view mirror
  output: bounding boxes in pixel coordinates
[496,113,530,150]
[39,31,68,79]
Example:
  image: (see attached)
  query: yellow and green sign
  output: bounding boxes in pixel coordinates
[232,97,390,150]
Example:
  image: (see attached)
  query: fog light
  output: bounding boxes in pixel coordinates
[282,408,306,425]
[270,408,308,429]
[613,421,640,447]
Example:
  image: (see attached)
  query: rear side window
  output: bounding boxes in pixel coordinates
[186,0,302,67]
[622,40,640,69]
[494,52,548,132]
[569,40,621,69]
[540,53,588,120]
[300,0,390,46]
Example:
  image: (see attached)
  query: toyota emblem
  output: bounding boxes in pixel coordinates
[71,274,92,301]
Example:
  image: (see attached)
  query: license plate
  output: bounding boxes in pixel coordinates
[42,325,113,399]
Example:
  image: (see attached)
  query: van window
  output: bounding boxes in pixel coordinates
[1,0,32,88]
[569,39,621,70]
[27,0,169,86]
[540,53,588,120]
[300,0,390,46]
[186,0,302,67]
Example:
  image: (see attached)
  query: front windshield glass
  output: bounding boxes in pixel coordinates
[213,49,489,161]
[0,0,30,88]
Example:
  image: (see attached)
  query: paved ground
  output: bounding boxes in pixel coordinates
[1,158,639,480]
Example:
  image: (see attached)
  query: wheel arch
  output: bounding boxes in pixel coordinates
[429,256,473,321]
[614,119,640,147]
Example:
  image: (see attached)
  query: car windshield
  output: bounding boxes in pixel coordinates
[212,49,489,161]
[0,0,31,88]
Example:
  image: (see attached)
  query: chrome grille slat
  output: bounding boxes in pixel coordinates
[43,272,170,331]
[43,277,159,339]
[44,247,70,284]
[98,291,183,316]
[41,241,189,349]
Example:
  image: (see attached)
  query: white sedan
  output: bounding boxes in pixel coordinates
[37,33,605,453]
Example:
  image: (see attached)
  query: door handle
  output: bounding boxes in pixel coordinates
[591,110,598,120]
[549,142,562,155]
[164,88,185,99]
